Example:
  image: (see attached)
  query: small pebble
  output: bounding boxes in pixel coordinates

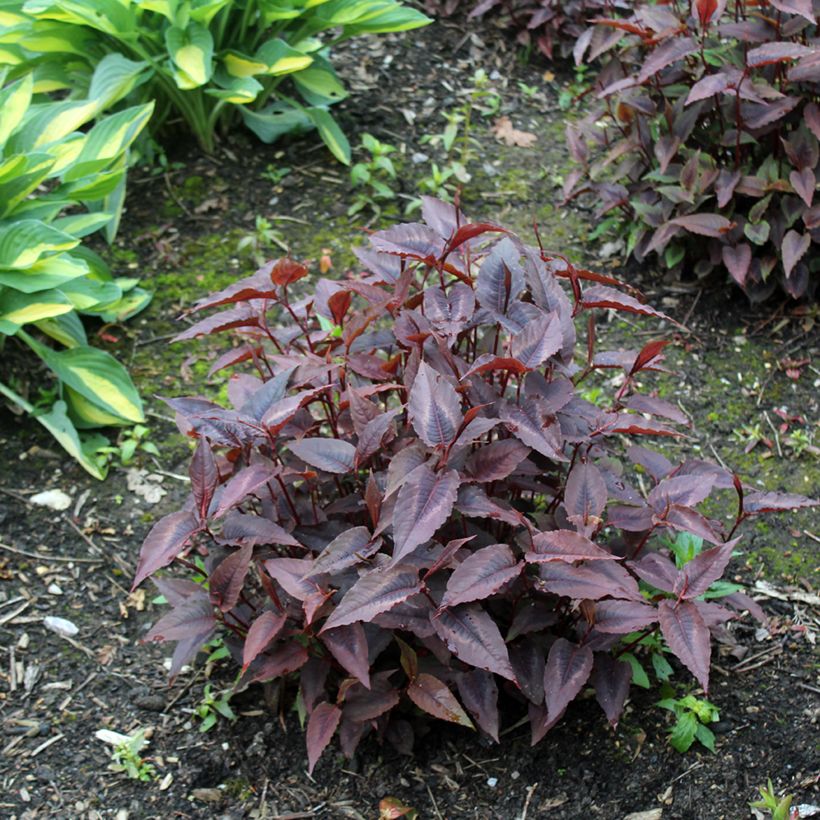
[486,777,498,788]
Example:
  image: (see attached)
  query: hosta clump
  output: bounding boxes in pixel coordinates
[133,198,815,771]
[565,0,820,300]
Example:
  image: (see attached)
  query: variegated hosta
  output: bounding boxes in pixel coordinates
[0,64,152,478]
[133,198,815,771]
[565,0,820,300]
[4,0,430,157]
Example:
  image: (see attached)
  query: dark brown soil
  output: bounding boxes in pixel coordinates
[1,11,818,820]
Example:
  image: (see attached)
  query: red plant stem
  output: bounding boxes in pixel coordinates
[276,474,301,526]
[614,625,660,659]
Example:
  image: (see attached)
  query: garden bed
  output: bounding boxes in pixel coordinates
[0,14,818,820]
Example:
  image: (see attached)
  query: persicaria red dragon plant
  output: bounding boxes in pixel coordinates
[133,197,816,772]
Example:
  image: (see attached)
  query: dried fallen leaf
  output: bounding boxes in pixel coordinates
[492,116,537,148]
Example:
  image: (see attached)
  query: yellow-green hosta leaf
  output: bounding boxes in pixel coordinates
[94,285,152,322]
[0,253,89,293]
[165,22,214,87]
[35,343,144,423]
[17,21,94,55]
[138,0,179,21]
[223,50,268,79]
[189,0,232,24]
[63,103,153,181]
[292,61,347,106]
[65,385,130,429]
[254,39,314,75]
[0,153,57,218]
[30,62,76,93]
[57,167,125,200]
[0,44,26,66]
[15,99,98,150]
[0,73,32,147]
[305,107,350,164]
[52,212,112,239]
[240,101,313,143]
[60,276,121,311]
[0,219,79,269]
[0,287,73,329]
[32,400,107,478]
[35,309,87,347]
[206,70,262,104]
[88,54,150,109]
[45,133,86,177]
[345,5,430,34]
[0,9,28,27]
[25,0,136,38]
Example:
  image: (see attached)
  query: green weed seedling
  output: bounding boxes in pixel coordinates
[349,133,398,217]
[195,683,236,733]
[657,693,720,753]
[750,779,798,820]
[237,216,287,266]
[94,424,160,469]
[109,730,156,781]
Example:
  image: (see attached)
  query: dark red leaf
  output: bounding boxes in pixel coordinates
[407,673,474,727]
[722,243,752,287]
[371,223,446,264]
[747,42,812,67]
[441,544,521,608]
[306,702,341,774]
[743,491,818,514]
[464,439,530,482]
[287,438,356,474]
[629,553,679,593]
[680,538,739,599]
[638,37,699,82]
[433,604,515,680]
[173,304,261,342]
[143,594,215,644]
[538,561,643,602]
[307,527,378,578]
[499,399,568,462]
[592,654,632,728]
[658,599,711,691]
[564,462,607,524]
[392,465,460,563]
[322,623,371,688]
[629,340,670,376]
[133,510,201,589]
[509,640,546,705]
[782,231,811,279]
[222,512,301,548]
[456,669,500,742]
[190,438,218,521]
[408,361,462,447]
[527,530,618,563]
[544,638,593,719]
[475,237,524,318]
[790,168,815,208]
[511,311,563,369]
[209,544,252,612]
[580,285,673,324]
[668,213,735,238]
[321,565,422,631]
[269,258,307,286]
[594,600,658,634]
[243,611,287,671]
[243,641,309,685]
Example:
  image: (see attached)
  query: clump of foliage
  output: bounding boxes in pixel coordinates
[0,65,153,478]
[657,692,720,753]
[108,730,157,781]
[750,779,799,820]
[349,133,399,218]
[565,0,820,300]
[426,0,629,62]
[132,198,815,772]
[3,0,430,158]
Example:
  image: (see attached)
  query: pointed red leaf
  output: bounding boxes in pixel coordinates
[407,673,474,728]
[440,544,521,608]
[211,463,277,518]
[681,538,740,599]
[592,653,632,728]
[190,438,218,521]
[511,311,562,369]
[594,600,658,634]
[222,511,301,548]
[668,213,735,238]
[538,561,643,602]
[392,465,460,563]
[287,437,356,474]
[243,610,287,670]
[322,623,371,688]
[456,669,500,742]
[433,604,515,681]
[408,361,462,447]
[743,491,818,514]
[580,285,673,323]
[133,510,201,589]
[321,565,422,631]
[638,37,699,82]
[782,230,811,279]
[306,702,341,774]
[658,599,711,691]
[527,530,618,563]
[544,638,593,719]
[143,594,215,644]
[564,462,607,524]
[499,399,568,462]
[209,544,253,612]
[464,439,530,482]
[306,527,379,578]
[722,243,752,287]
[747,42,812,67]
[475,237,525,317]
[790,168,815,208]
